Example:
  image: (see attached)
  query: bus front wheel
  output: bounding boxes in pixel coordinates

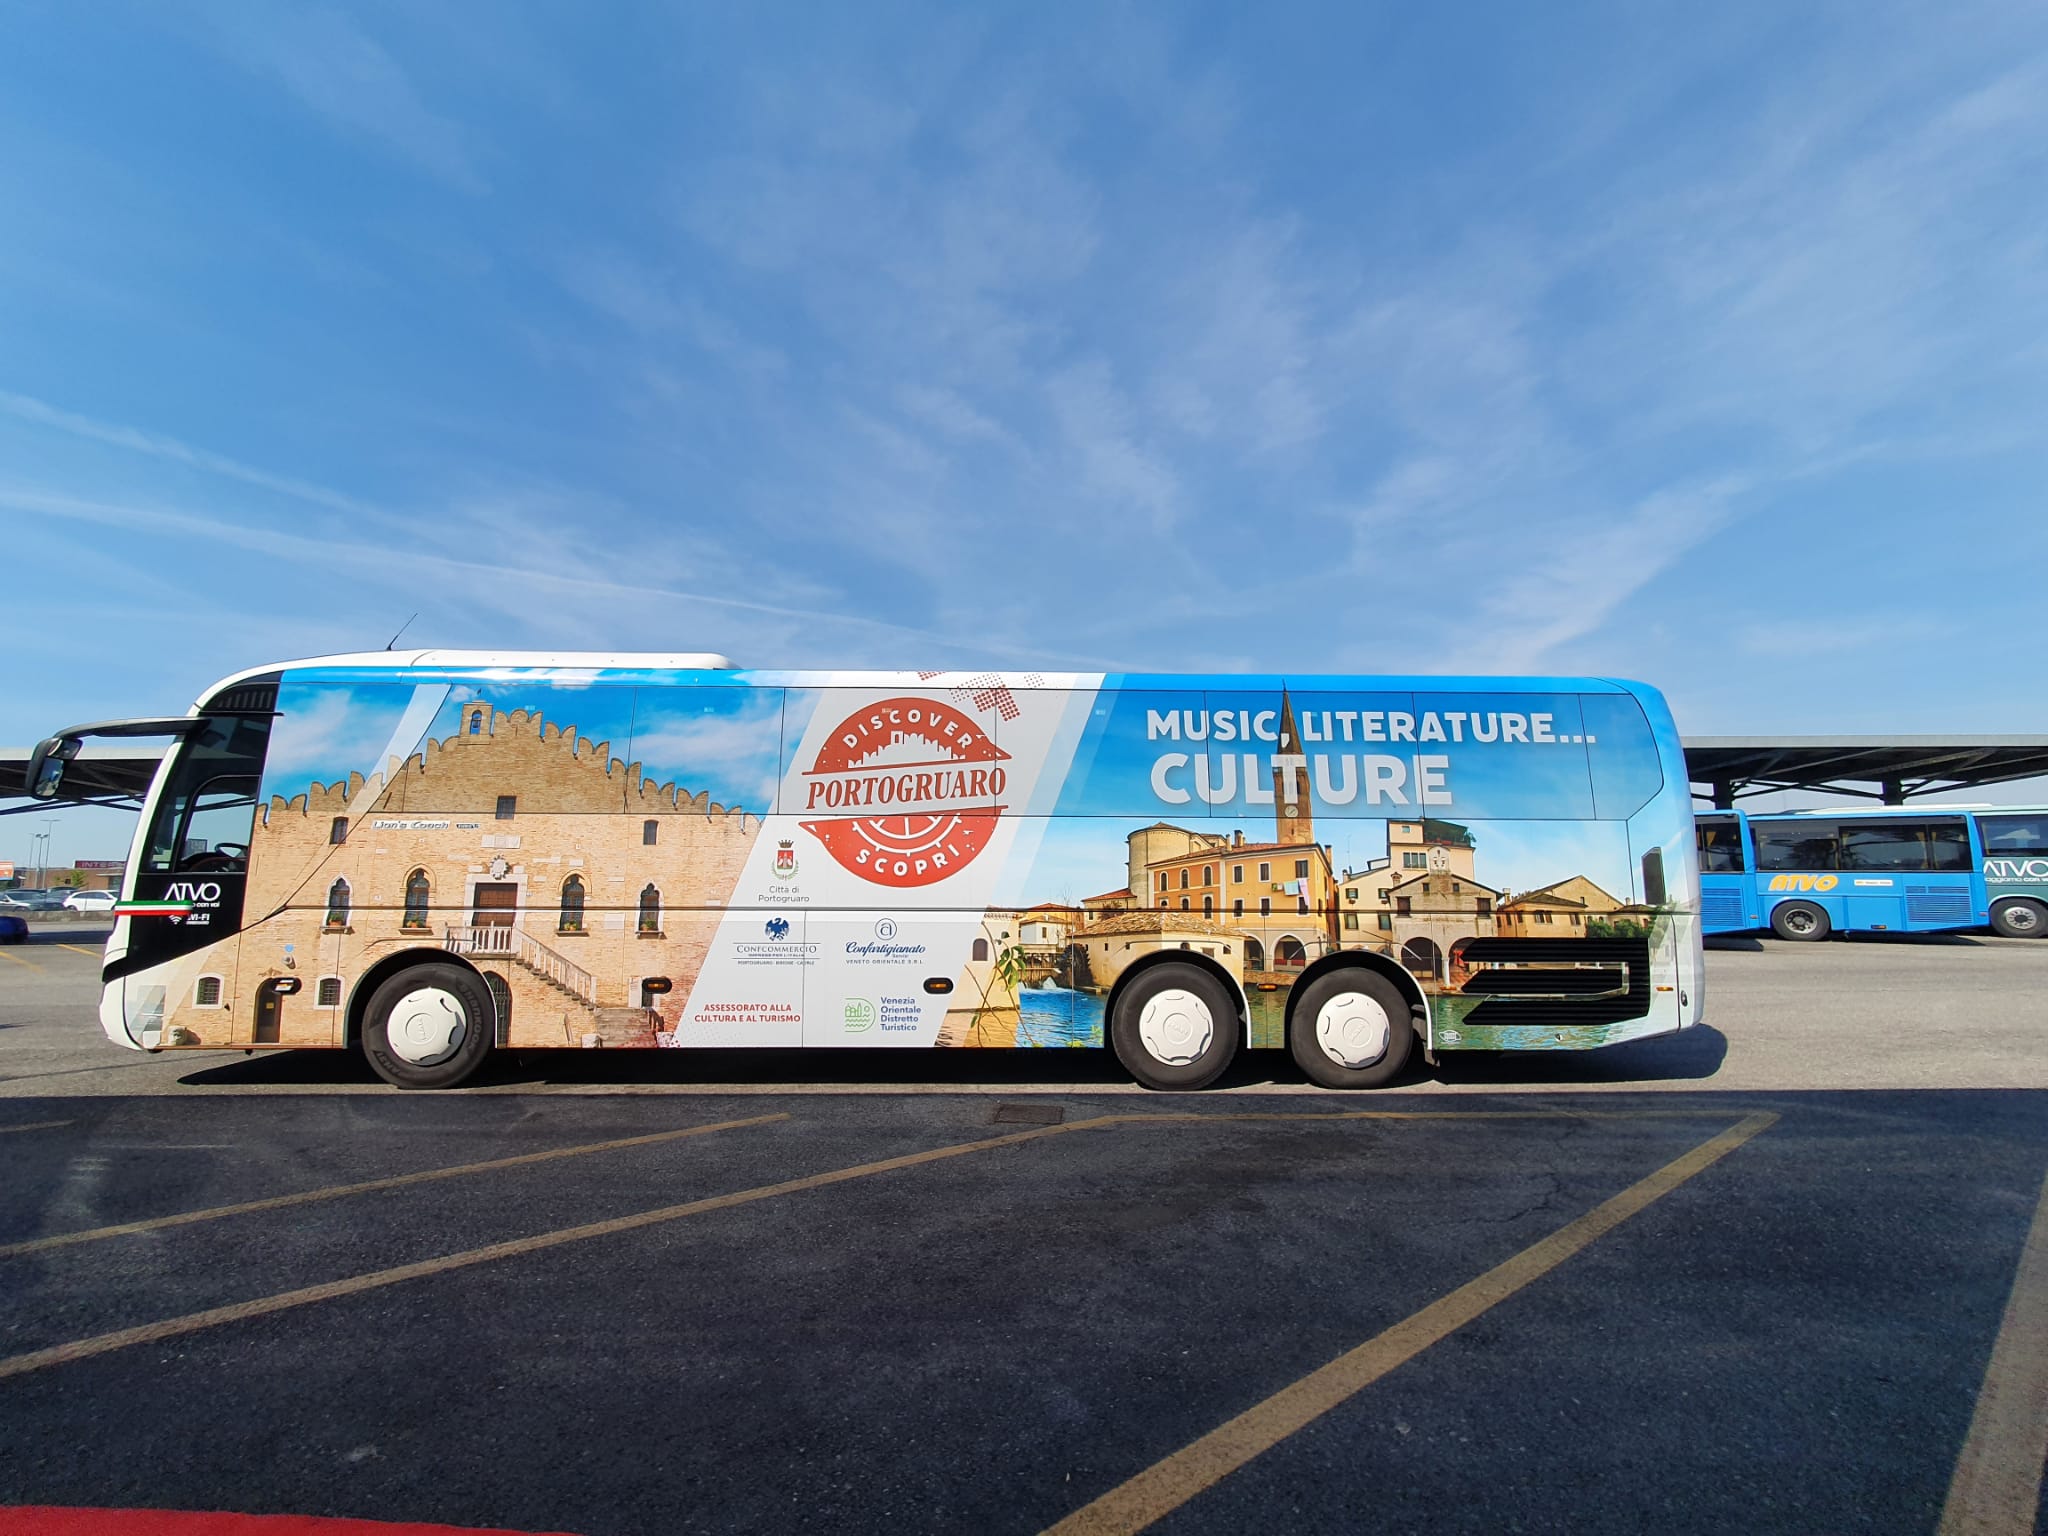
[1991,899,2047,939]
[1288,969,1415,1089]
[1110,962,1240,1091]
[362,962,494,1089]
[1770,902,1830,942]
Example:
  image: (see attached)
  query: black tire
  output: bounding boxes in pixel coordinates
[1288,968,1417,1089]
[1990,899,2048,939]
[1109,962,1241,1091]
[361,962,494,1089]
[1770,901,1830,942]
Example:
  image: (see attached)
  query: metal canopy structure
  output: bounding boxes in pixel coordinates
[1684,736,2048,808]
[0,745,167,815]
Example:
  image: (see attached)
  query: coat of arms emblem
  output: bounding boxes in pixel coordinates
[773,840,797,878]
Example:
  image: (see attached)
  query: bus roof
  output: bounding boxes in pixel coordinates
[202,652,1660,703]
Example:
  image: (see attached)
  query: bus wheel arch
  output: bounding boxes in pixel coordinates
[1990,898,2047,939]
[1770,901,1831,942]
[1104,950,1244,1091]
[347,949,495,1089]
[1285,953,1426,1089]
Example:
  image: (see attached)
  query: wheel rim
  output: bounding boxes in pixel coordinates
[386,986,469,1066]
[1785,910,1817,935]
[1315,990,1392,1068]
[1137,987,1214,1066]
[2006,905,2041,934]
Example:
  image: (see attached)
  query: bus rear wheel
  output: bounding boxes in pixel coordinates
[1770,901,1830,942]
[1109,963,1240,1091]
[1288,969,1415,1089]
[362,962,494,1089]
[1991,899,2047,939]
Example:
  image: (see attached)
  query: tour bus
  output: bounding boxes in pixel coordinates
[31,653,1702,1090]
[1695,806,2047,939]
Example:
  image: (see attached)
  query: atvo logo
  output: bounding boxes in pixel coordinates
[1767,874,1838,892]
[164,881,223,903]
[1985,857,2048,881]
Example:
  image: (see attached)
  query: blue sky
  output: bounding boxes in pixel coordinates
[6,1,2047,861]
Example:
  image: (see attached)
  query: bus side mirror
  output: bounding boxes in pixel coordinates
[1642,847,1667,908]
[26,737,76,800]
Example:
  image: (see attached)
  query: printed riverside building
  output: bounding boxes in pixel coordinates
[54,656,1703,1090]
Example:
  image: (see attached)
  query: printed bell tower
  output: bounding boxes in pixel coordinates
[1272,688,1313,845]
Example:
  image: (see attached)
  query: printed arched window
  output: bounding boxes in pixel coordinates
[1203,895,1214,917]
[637,883,661,934]
[193,975,223,1007]
[643,820,659,846]
[972,938,989,962]
[324,878,350,930]
[402,868,430,929]
[316,977,342,1008]
[469,710,484,736]
[1179,896,1190,911]
[558,874,585,933]
[1276,936,1308,968]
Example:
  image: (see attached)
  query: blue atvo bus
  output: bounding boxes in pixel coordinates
[1695,807,1991,940]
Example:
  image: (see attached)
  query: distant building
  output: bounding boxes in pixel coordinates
[1070,910,1256,990]
[1496,876,1626,937]
[1080,887,1135,923]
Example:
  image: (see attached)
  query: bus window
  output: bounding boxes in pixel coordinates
[1695,818,1747,873]
[144,714,274,873]
[1752,821,1838,872]
[1976,814,2048,856]
[1926,821,1973,872]
[1839,822,1931,872]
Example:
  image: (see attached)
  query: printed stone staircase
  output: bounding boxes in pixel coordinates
[443,925,661,1045]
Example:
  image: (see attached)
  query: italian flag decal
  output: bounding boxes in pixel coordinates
[113,900,194,919]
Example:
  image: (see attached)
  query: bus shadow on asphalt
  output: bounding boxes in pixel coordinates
[175,1026,1732,1093]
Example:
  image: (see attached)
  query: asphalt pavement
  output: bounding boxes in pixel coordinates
[0,930,2042,1535]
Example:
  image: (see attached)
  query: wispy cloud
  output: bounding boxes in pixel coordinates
[0,484,1113,668]
[0,391,381,521]
[199,5,486,192]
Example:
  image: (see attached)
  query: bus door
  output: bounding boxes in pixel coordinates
[1693,814,1755,933]
[1837,817,1975,932]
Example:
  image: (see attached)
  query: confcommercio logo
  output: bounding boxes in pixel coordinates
[799,696,1012,888]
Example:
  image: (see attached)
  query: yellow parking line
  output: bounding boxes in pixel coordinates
[0,1114,1099,1381]
[0,1106,1779,1386]
[0,948,42,970]
[1042,1111,1780,1536]
[0,1120,73,1137]
[1114,1108,1752,1123]
[1938,1166,2048,1536]
[0,1111,792,1260]
[58,944,101,957]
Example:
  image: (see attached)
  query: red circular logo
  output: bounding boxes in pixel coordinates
[798,696,1011,887]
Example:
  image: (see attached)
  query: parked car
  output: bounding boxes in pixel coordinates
[0,913,25,943]
[0,890,67,912]
[63,889,118,913]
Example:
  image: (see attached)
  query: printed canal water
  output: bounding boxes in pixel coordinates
[1012,985,1289,1049]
